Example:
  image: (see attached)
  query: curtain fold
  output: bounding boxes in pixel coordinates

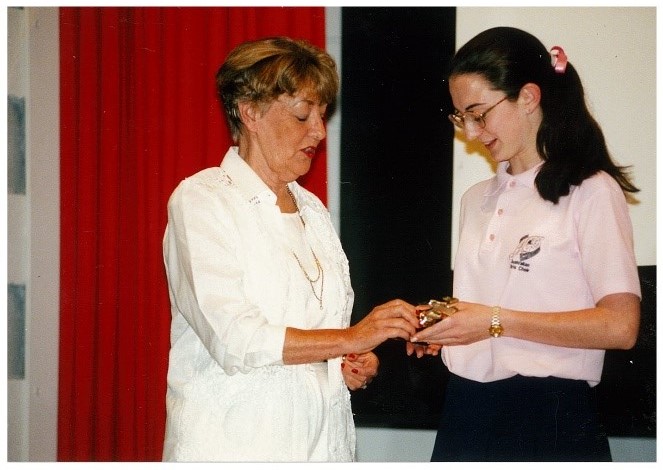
[58,6,327,461]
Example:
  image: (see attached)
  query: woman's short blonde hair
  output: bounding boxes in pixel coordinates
[216,36,339,141]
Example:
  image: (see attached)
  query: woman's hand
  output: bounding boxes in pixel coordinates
[341,352,379,391]
[346,299,420,353]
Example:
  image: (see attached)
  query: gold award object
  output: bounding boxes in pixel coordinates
[418,296,459,328]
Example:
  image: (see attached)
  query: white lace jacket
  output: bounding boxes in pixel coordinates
[162,147,356,461]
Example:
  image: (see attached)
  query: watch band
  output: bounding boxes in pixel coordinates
[489,306,503,338]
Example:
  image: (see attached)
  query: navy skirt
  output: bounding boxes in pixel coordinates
[431,374,612,462]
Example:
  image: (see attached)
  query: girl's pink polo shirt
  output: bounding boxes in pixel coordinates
[443,162,641,386]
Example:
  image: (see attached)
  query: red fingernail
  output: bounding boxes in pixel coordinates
[348,354,356,360]
[341,363,345,369]
[352,368,358,374]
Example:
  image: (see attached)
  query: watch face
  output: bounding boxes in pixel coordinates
[489,325,503,337]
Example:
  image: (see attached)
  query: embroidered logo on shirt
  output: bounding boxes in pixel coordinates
[509,235,543,272]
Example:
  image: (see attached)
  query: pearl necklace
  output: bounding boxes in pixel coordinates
[287,187,324,310]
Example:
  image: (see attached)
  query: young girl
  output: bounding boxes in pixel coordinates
[409,26,641,461]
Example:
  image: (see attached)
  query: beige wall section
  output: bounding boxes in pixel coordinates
[7,7,60,462]
[7,6,30,463]
[325,6,342,233]
[451,7,656,267]
[27,7,60,461]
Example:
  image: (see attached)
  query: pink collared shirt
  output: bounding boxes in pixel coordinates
[443,162,641,386]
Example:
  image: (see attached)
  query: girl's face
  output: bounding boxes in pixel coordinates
[449,73,541,174]
[245,88,328,188]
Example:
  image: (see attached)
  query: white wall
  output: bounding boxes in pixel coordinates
[451,7,656,268]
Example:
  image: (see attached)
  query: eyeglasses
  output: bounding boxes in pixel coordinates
[448,96,508,130]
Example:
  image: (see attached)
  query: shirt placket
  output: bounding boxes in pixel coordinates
[480,178,517,253]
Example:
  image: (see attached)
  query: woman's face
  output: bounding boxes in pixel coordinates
[449,73,540,173]
[246,88,328,187]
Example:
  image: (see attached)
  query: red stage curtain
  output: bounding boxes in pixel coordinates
[58,7,327,461]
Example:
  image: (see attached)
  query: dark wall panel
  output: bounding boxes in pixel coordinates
[340,7,456,428]
[595,265,656,437]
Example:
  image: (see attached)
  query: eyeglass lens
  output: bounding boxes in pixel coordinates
[448,112,484,129]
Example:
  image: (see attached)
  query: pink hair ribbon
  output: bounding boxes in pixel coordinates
[550,46,568,74]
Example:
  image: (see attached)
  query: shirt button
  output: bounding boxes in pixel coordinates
[489,234,495,241]
[509,180,516,188]
[497,208,504,216]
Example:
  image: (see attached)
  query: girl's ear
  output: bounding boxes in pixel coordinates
[519,82,541,113]
[238,101,260,132]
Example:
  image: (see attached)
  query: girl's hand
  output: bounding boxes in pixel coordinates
[410,301,492,346]
[405,341,442,358]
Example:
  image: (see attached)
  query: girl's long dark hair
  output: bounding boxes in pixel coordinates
[448,27,638,203]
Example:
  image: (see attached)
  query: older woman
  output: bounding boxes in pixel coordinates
[162,36,419,462]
